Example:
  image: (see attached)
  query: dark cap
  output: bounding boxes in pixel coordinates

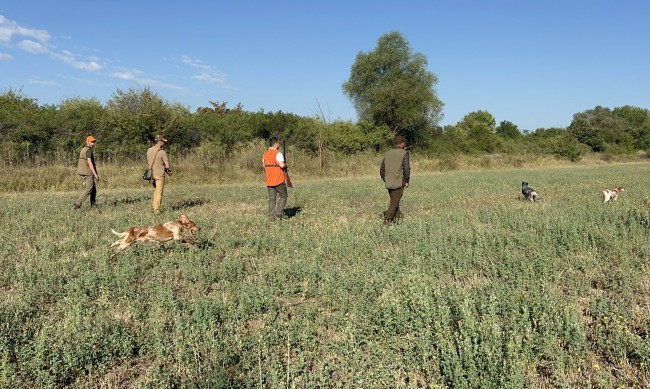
[155,135,168,143]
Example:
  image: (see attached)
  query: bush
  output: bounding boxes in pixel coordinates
[552,134,587,162]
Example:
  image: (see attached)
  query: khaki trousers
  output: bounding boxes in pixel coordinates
[152,175,165,211]
[75,175,96,207]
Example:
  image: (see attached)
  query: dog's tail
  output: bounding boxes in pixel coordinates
[111,228,127,237]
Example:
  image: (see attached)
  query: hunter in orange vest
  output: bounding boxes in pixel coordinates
[263,137,288,220]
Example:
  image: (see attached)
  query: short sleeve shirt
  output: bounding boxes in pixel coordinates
[147,146,169,177]
[262,150,284,164]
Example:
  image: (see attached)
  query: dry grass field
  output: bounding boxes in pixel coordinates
[1,160,649,387]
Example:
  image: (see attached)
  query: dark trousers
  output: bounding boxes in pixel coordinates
[384,186,404,223]
[75,175,96,207]
[268,182,288,220]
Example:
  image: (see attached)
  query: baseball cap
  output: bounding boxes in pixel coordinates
[86,136,96,142]
[155,135,168,142]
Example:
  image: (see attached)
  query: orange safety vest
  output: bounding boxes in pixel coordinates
[263,148,285,187]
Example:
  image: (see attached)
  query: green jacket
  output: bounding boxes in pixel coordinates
[380,148,410,189]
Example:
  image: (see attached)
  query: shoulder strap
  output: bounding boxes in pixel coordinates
[149,149,161,170]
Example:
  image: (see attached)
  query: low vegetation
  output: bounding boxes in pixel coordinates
[1,161,648,387]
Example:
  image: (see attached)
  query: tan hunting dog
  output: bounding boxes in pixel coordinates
[111,214,200,251]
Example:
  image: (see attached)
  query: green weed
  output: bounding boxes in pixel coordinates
[0,162,648,387]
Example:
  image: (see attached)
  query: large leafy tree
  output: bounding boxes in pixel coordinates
[569,106,636,154]
[0,88,41,142]
[457,110,499,152]
[105,87,179,159]
[342,31,443,143]
[0,88,54,162]
[612,105,650,150]
[496,120,522,139]
[57,97,107,153]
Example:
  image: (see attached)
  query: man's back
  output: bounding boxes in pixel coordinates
[383,148,407,189]
[147,146,168,177]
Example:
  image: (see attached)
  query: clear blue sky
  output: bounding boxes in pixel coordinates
[2,1,649,132]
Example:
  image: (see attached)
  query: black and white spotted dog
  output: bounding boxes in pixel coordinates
[521,181,541,202]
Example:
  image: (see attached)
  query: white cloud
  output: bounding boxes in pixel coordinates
[70,76,98,85]
[0,15,50,44]
[1,15,103,72]
[74,61,102,71]
[51,51,102,71]
[181,55,212,70]
[110,72,135,81]
[181,55,227,85]
[1,15,220,97]
[139,78,188,93]
[17,39,48,54]
[109,69,144,81]
[109,68,187,93]
[28,78,59,86]
[193,71,226,84]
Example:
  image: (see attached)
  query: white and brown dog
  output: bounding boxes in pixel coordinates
[602,187,624,203]
[111,214,200,251]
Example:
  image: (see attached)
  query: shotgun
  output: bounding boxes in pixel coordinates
[283,140,293,188]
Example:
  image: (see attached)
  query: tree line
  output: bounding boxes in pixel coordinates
[0,87,389,166]
[1,86,649,167]
[1,30,649,166]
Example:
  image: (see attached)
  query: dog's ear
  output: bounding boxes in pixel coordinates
[180,214,189,223]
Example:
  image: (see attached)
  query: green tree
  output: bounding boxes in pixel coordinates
[430,125,471,154]
[357,120,393,151]
[58,97,105,136]
[456,110,499,153]
[496,120,522,139]
[342,31,443,143]
[612,105,650,150]
[57,97,107,157]
[105,87,178,159]
[569,106,637,154]
[291,117,330,169]
[327,120,392,153]
[551,132,586,162]
[216,110,256,155]
[569,116,605,152]
[0,88,51,163]
[0,88,39,136]
[575,106,626,135]
[254,110,302,141]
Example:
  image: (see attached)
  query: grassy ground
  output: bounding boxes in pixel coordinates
[1,148,645,193]
[1,162,649,387]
